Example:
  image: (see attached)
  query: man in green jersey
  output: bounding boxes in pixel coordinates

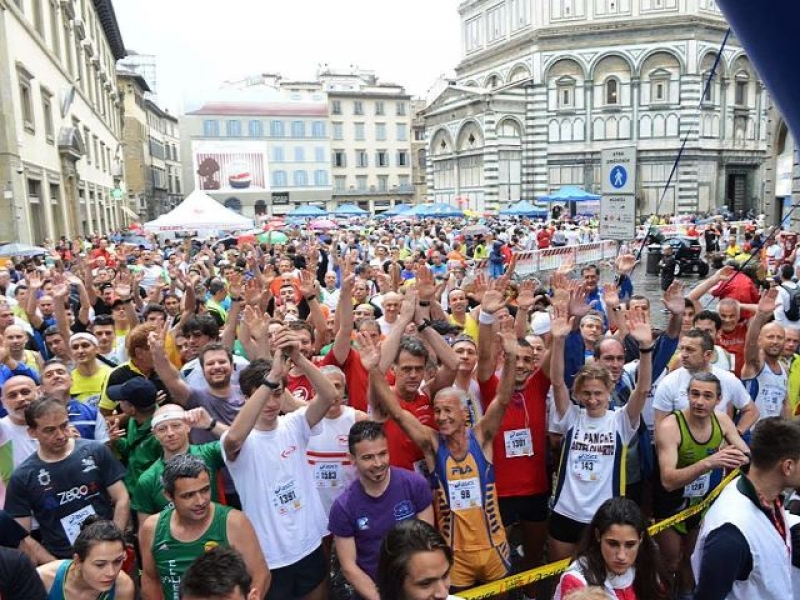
[139,455,270,600]
[654,372,750,598]
[131,403,228,526]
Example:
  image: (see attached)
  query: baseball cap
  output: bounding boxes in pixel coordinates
[106,378,158,409]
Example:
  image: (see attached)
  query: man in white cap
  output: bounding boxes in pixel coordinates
[131,403,228,526]
[68,332,111,408]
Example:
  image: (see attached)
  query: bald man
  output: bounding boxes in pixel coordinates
[131,403,228,526]
[0,376,40,504]
[741,289,790,420]
[3,325,42,376]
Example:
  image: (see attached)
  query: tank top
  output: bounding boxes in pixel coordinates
[744,362,788,420]
[675,410,724,504]
[432,429,506,552]
[48,560,116,600]
[306,407,358,517]
[152,503,232,600]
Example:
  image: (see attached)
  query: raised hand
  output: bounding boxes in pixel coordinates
[716,265,736,280]
[26,271,43,290]
[602,283,620,310]
[616,253,637,274]
[662,280,686,315]
[549,303,574,339]
[244,277,264,306]
[470,273,489,304]
[273,328,301,361]
[626,308,653,346]
[481,280,507,315]
[556,257,575,276]
[758,287,779,315]
[356,331,380,371]
[399,289,418,323]
[496,318,518,357]
[414,266,436,301]
[568,283,596,318]
[242,305,270,343]
[516,280,537,311]
[298,269,317,299]
[184,407,213,430]
[228,272,244,299]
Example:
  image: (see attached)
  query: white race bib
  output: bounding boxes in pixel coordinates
[448,477,482,511]
[271,478,303,515]
[504,428,533,457]
[61,505,96,545]
[684,472,711,499]
[571,453,605,482]
[314,462,342,489]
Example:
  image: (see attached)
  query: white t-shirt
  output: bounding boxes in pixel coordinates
[0,417,39,508]
[222,411,328,569]
[550,405,637,523]
[652,365,752,415]
[305,407,358,518]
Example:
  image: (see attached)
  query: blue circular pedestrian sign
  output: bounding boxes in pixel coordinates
[610,165,628,189]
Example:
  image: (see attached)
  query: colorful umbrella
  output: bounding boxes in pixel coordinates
[258,231,289,244]
[310,219,338,230]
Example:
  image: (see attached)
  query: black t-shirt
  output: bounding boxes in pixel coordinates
[4,439,126,558]
[0,547,47,600]
[93,297,112,317]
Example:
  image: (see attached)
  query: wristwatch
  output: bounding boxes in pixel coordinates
[417,319,431,332]
[204,418,217,431]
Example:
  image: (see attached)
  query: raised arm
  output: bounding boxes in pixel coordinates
[24,272,43,329]
[298,269,327,353]
[623,309,654,426]
[51,279,73,347]
[549,304,575,420]
[741,288,776,380]
[476,277,507,383]
[661,280,686,340]
[476,321,517,447]
[239,305,272,361]
[148,325,191,406]
[687,265,735,302]
[331,267,356,365]
[278,331,337,428]
[362,331,436,454]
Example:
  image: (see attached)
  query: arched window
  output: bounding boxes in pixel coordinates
[605,79,619,105]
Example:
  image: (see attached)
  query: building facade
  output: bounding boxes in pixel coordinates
[423,0,767,216]
[0,0,128,243]
[411,98,428,203]
[320,67,414,213]
[179,76,333,217]
[117,67,149,222]
[762,100,799,229]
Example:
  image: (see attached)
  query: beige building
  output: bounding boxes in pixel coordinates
[762,100,799,229]
[0,0,128,243]
[423,0,767,215]
[321,67,414,213]
[411,98,428,203]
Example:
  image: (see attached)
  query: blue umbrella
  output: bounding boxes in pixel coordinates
[382,203,413,217]
[287,205,327,218]
[333,204,368,217]
[0,243,49,256]
[499,200,549,217]
[419,203,464,218]
[540,186,601,202]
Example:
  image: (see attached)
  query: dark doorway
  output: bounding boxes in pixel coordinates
[726,173,747,213]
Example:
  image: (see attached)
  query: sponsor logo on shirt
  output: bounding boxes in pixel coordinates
[356,516,370,531]
[57,482,100,505]
[281,445,297,459]
[393,500,414,521]
[81,457,98,473]
[37,468,51,487]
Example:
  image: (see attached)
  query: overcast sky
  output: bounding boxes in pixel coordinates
[113,0,463,114]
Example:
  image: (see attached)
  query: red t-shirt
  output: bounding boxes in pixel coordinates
[286,351,360,403]
[717,321,748,378]
[711,274,760,317]
[323,348,369,412]
[537,229,552,249]
[479,370,550,497]
[385,391,436,473]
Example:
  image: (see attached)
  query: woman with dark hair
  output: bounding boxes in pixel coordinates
[37,517,134,600]
[378,519,458,600]
[553,497,670,600]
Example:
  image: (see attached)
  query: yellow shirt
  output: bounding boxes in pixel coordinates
[449,313,479,341]
[71,365,112,407]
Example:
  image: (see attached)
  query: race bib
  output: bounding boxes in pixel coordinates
[504,428,533,457]
[271,478,303,516]
[61,505,96,545]
[684,472,711,499]
[571,453,605,482]
[314,463,342,489]
[448,477,482,511]
[760,388,784,418]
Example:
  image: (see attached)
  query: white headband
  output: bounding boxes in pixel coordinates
[69,332,99,346]
[151,410,186,430]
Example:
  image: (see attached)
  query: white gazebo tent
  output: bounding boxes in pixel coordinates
[144,189,254,232]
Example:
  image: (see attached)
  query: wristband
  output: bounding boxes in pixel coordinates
[262,377,281,390]
[639,345,655,353]
[417,319,431,332]
[305,295,317,302]
[418,300,431,307]
[479,311,496,325]
[230,296,243,302]
[204,418,217,431]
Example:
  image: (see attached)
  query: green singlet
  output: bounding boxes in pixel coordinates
[151,503,231,600]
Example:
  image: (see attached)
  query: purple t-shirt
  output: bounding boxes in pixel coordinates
[328,467,432,581]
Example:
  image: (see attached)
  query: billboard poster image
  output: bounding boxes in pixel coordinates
[192,141,269,192]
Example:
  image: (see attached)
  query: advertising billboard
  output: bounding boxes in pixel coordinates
[192,141,269,193]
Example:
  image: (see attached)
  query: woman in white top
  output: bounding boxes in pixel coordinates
[548,302,654,563]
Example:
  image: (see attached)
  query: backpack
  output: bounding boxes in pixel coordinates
[782,284,800,321]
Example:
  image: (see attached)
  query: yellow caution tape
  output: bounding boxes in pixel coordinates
[459,469,740,600]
